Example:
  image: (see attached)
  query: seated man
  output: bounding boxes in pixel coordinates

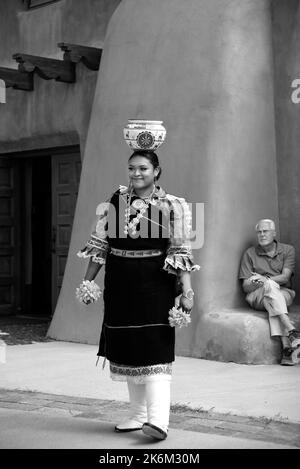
[239,219,300,366]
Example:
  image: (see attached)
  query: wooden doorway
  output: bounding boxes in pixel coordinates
[0,146,81,317]
[51,151,81,312]
[0,158,20,315]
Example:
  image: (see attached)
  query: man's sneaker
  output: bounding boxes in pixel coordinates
[288,330,300,349]
[281,348,295,366]
[291,346,300,365]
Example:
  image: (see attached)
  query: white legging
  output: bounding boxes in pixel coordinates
[145,379,171,431]
[126,379,171,431]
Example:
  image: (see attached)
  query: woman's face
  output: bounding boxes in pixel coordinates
[128,155,159,191]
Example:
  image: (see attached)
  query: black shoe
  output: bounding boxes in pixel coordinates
[281,348,295,366]
[142,422,168,440]
[114,420,143,432]
[114,426,142,433]
[288,330,300,349]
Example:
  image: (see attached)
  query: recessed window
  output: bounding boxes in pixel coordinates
[25,0,62,9]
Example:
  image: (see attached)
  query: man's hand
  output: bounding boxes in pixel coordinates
[242,273,267,293]
[249,272,267,285]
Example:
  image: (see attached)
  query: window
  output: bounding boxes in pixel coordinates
[24,0,62,9]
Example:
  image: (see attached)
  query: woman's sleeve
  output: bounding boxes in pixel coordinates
[163,196,200,275]
[77,202,110,265]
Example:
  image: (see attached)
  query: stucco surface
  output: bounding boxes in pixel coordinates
[0,0,121,151]
[272,0,300,297]
[49,0,281,363]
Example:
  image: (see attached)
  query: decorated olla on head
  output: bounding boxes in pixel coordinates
[123,119,166,151]
[137,131,155,149]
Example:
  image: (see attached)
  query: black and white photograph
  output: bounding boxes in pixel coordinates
[0,0,299,457]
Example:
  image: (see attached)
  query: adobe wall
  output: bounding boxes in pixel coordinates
[0,0,121,152]
[49,0,280,363]
[272,0,300,296]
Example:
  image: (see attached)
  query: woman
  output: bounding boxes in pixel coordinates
[77,149,199,440]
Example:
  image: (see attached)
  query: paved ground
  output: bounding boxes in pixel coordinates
[0,315,300,451]
[0,388,298,449]
[3,341,300,423]
[0,315,52,346]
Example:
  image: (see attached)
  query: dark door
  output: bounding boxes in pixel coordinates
[0,158,20,315]
[29,156,52,315]
[51,151,81,312]
[0,147,81,317]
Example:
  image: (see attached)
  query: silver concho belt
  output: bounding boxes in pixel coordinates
[110,248,164,258]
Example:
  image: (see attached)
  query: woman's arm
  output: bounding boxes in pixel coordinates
[178,270,194,312]
[163,195,199,313]
[178,270,192,293]
[84,259,103,281]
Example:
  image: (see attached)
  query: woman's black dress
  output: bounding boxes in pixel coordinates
[78,186,199,382]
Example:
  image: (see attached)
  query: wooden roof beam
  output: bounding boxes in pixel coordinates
[0,66,33,91]
[13,53,76,83]
[58,43,102,71]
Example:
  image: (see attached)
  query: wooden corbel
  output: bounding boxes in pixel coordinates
[13,53,76,83]
[58,43,102,71]
[0,66,33,91]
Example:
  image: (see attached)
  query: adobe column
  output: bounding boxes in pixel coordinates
[49,0,278,365]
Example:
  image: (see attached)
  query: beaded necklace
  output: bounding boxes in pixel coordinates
[124,184,156,235]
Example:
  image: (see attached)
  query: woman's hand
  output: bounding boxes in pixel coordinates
[179,295,193,313]
[76,279,102,305]
[83,298,92,305]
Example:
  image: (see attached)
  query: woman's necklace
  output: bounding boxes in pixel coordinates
[124,184,156,235]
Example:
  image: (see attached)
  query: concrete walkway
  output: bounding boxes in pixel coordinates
[1,341,300,424]
[0,406,295,449]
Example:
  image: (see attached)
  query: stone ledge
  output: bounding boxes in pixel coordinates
[177,306,300,365]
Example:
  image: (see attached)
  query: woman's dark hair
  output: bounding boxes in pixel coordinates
[128,150,162,181]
